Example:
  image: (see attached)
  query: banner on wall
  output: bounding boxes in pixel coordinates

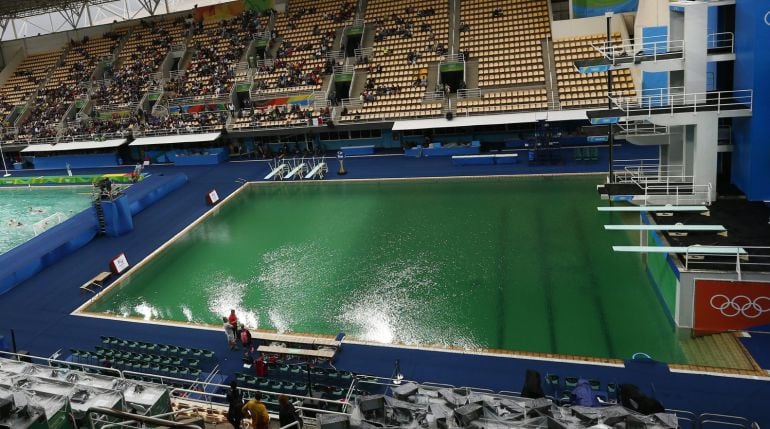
[572,0,639,18]
[244,0,275,12]
[693,279,770,335]
[194,1,245,22]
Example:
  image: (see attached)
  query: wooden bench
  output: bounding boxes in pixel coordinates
[80,271,111,294]
[257,345,336,360]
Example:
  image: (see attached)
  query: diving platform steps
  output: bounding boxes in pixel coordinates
[264,158,328,181]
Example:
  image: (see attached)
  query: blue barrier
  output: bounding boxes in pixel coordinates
[341,145,375,156]
[171,149,228,166]
[102,196,134,237]
[405,145,480,157]
[31,153,121,170]
[0,210,98,295]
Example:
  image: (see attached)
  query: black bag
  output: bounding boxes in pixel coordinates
[619,384,665,414]
[521,369,545,399]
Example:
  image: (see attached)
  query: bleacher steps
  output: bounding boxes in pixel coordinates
[465,59,479,89]
[426,62,440,95]
[267,36,283,59]
[541,37,561,109]
[361,23,376,51]
[332,27,345,54]
[448,0,461,55]
[349,69,368,100]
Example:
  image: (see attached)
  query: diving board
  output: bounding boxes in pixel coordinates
[305,162,328,180]
[613,246,746,254]
[598,205,708,212]
[604,224,726,231]
[285,163,306,180]
[264,164,288,180]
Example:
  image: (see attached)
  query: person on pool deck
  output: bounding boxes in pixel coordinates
[228,309,239,342]
[242,393,270,429]
[240,324,253,351]
[223,317,237,350]
[226,380,243,429]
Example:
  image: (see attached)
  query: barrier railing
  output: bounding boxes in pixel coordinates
[166,95,231,107]
[133,124,224,138]
[685,246,770,280]
[611,89,753,116]
[617,120,670,136]
[591,38,685,62]
[707,32,734,53]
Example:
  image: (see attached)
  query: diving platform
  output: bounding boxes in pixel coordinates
[598,205,708,212]
[604,224,725,231]
[304,162,328,180]
[587,89,753,120]
[264,163,288,180]
[613,246,746,255]
[285,163,307,180]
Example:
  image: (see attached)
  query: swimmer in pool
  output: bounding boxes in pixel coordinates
[28,207,45,214]
[7,219,23,227]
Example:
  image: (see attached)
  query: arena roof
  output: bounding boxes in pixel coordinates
[0,0,118,19]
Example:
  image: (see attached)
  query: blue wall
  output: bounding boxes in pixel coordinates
[30,153,121,170]
[731,0,770,200]
[641,27,670,107]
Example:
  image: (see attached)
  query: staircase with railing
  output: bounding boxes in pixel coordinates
[541,37,560,110]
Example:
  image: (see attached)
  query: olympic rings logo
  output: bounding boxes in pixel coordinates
[710,294,770,318]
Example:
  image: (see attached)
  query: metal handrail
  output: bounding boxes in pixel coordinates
[707,32,734,53]
[133,124,223,138]
[685,246,770,279]
[166,95,231,107]
[611,89,754,115]
[591,38,685,62]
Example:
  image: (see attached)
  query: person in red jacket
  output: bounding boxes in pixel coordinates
[228,309,239,344]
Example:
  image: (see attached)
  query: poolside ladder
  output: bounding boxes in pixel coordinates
[93,197,107,236]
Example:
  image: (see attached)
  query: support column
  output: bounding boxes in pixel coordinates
[682,2,708,95]
[690,114,719,202]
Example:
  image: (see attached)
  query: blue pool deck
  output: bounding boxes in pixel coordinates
[0,147,769,425]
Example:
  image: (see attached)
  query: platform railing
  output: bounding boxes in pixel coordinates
[610,89,753,116]
[685,246,770,279]
[591,38,684,62]
[133,124,224,138]
[617,120,671,136]
[707,32,734,53]
[642,181,712,206]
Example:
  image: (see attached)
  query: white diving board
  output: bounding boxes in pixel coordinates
[305,162,327,179]
[598,205,709,212]
[285,163,306,180]
[604,224,726,231]
[613,246,747,254]
[264,164,287,180]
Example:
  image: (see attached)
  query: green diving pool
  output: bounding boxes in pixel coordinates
[84,176,690,364]
[0,187,93,255]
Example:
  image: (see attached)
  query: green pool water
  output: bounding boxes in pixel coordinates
[86,176,687,363]
[0,187,93,255]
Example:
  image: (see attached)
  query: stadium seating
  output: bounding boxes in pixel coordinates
[460,0,550,88]
[554,33,636,108]
[0,0,642,137]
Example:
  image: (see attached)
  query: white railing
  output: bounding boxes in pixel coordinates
[591,38,684,62]
[707,32,734,53]
[354,47,373,59]
[326,51,345,61]
[684,246,770,279]
[59,130,131,142]
[456,88,481,99]
[642,181,712,206]
[340,98,363,109]
[32,212,67,236]
[611,89,754,115]
[422,91,446,102]
[168,69,186,80]
[133,124,224,138]
[333,64,355,74]
[171,43,185,53]
[617,120,670,136]
[441,53,465,63]
[166,95,231,107]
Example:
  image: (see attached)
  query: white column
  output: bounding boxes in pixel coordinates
[691,114,719,202]
[682,2,708,95]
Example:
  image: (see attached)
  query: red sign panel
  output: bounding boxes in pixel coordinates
[694,279,770,335]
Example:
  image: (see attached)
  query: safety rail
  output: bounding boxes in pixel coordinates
[456,88,482,99]
[707,32,734,53]
[169,69,186,80]
[171,43,186,53]
[422,91,446,102]
[333,64,355,74]
[685,246,770,279]
[354,47,373,60]
[617,120,671,136]
[59,130,131,142]
[326,51,345,61]
[251,86,320,98]
[441,53,465,63]
[591,38,684,62]
[133,124,223,138]
[230,116,326,132]
[610,89,754,115]
[94,101,139,113]
[166,95,231,108]
[641,181,712,206]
